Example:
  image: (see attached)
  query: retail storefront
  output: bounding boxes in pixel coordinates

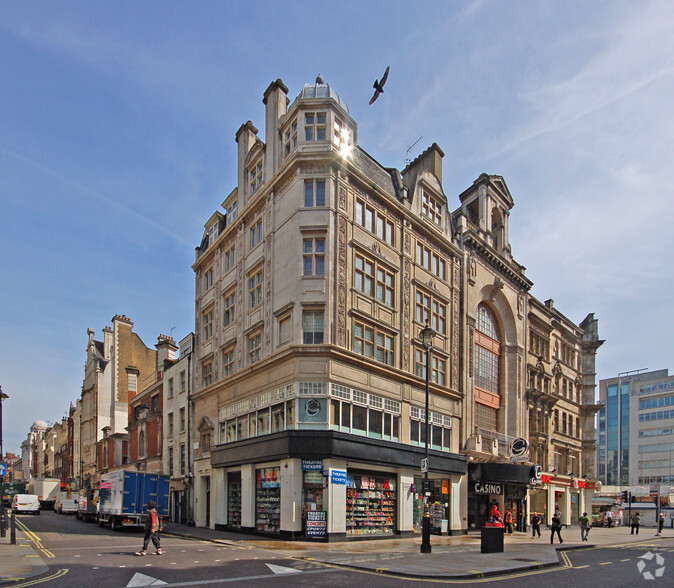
[211,430,467,540]
[532,474,598,526]
[467,462,534,529]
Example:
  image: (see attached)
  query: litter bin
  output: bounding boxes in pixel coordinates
[481,526,505,553]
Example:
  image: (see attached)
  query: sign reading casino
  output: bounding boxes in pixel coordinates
[473,481,504,495]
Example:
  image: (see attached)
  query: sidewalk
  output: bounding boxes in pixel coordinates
[164,523,671,579]
[0,523,49,584]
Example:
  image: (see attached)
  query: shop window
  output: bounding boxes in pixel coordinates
[227,472,242,528]
[346,472,396,536]
[271,403,285,433]
[256,467,280,533]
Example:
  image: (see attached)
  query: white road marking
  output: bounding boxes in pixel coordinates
[266,563,301,575]
[127,572,168,586]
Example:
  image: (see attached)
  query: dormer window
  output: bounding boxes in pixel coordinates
[249,160,263,193]
[422,190,442,227]
[208,223,219,246]
[225,201,238,227]
[305,112,326,141]
[284,120,298,157]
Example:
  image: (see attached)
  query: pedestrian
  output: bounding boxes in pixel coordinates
[504,509,513,534]
[490,502,502,525]
[630,512,641,535]
[659,513,665,533]
[605,509,614,528]
[136,500,162,556]
[531,512,542,538]
[579,512,590,542]
[550,512,563,544]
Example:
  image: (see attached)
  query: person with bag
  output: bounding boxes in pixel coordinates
[530,512,542,538]
[550,512,563,544]
[136,500,162,556]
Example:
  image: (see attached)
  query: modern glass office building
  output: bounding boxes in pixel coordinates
[598,369,674,486]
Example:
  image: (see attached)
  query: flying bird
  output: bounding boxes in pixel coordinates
[369,66,390,105]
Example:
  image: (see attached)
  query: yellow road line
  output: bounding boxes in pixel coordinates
[10,569,69,587]
[598,562,612,565]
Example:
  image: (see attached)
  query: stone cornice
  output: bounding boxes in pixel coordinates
[465,233,533,292]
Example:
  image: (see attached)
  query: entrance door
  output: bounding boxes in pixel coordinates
[205,477,211,527]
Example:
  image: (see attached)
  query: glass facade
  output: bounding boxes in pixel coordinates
[599,382,630,486]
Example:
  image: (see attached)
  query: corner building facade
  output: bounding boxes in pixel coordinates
[190,76,601,539]
[192,77,466,539]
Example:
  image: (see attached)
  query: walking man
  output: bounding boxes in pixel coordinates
[605,509,614,528]
[531,512,542,539]
[504,509,514,534]
[136,500,162,556]
[579,512,590,541]
[550,512,563,544]
[630,512,641,535]
[659,513,665,533]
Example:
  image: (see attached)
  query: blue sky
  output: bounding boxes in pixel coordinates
[2,0,673,454]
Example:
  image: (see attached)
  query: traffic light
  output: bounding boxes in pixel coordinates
[631,494,636,503]
[621,490,628,502]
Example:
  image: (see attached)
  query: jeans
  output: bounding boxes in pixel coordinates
[142,530,161,551]
[550,526,563,544]
[580,525,589,540]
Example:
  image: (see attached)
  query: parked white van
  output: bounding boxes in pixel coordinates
[12,494,40,514]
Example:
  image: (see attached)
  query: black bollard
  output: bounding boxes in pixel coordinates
[10,511,15,544]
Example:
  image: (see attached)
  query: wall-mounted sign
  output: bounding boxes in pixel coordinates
[302,459,323,471]
[306,510,327,538]
[298,398,327,423]
[330,469,347,485]
[510,438,529,462]
[473,481,503,495]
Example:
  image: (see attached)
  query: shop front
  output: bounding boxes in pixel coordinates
[467,462,534,529]
[535,474,597,526]
[211,430,467,541]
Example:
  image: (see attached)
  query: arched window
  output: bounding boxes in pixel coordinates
[475,304,501,435]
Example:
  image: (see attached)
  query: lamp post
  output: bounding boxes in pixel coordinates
[419,324,436,554]
[0,387,8,538]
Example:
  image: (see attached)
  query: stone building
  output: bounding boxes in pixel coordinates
[162,333,194,524]
[79,315,156,488]
[191,77,466,538]
[188,75,602,539]
[125,335,177,477]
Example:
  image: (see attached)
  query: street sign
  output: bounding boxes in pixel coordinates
[0,463,6,476]
[420,458,429,473]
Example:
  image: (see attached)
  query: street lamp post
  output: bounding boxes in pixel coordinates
[420,324,436,554]
[0,387,9,538]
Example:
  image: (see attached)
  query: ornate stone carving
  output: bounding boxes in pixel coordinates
[339,185,347,211]
[402,258,411,371]
[337,216,348,346]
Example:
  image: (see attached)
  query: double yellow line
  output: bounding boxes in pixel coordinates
[14,517,55,558]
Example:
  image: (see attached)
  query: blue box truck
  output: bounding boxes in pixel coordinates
[97,470,169,531]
